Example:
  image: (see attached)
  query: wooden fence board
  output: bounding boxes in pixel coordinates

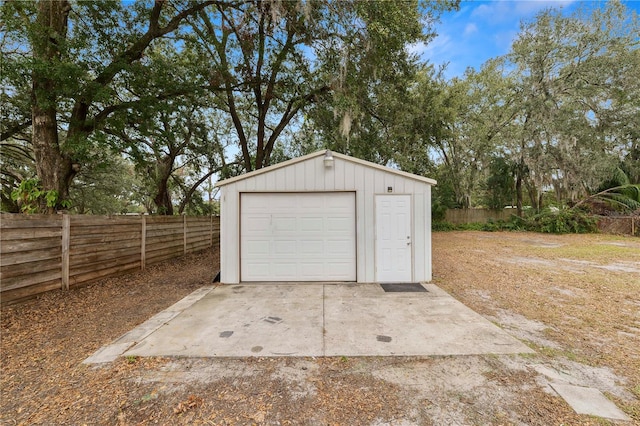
[69,215,141,226]
[146,247,183,262]
[186,228,210,235]
[596,216,639,236]
[146,251,183,265]
[1,228,62,239]
[70,246,142,266]
[70,256,141,277]
[1,258,62,279]
[70,224,141,236]
[187,243,211,253]
[2,279,62,305]
[0,216,63,228]
[146,234,187,246]
[70,232,142,246]
[69,262,140,287]
[69,239,141,256]
[146,221,184,228]
[146,243,184,256]
[145,228,184,238]
[444,208,513,224]
[0,214,219,304]
[1,237,63,253]
[1,269,62,292]
[145,216,183,222]
[1,249,61,268]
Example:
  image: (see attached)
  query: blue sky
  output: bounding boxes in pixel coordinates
[411,0,640,79]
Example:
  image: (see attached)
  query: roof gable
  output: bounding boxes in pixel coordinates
[215,150,437,187]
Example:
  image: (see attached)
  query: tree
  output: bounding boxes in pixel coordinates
[2,0,227,211]
[505,1,639,211]
[437,1,639,215]
[187,0,456,172]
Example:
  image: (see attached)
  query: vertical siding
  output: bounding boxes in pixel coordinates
[353,164,366,281]
[413,190,425,281]
[424,184,433,281]
[219,155,435,284]
[220,186,240,283]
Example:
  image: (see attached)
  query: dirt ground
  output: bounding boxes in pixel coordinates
[1,231,639,425]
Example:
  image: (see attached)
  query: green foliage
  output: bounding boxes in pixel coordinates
[431,201,448,222]
[482,157,515,210]
[522,208,598,234]
[11,178,71,213]
[431,1,640,212]
[431,221,457,231]
[69,152,144,215]
[432,209,597,234]
[578,167,640,213]
[294,3,457,172]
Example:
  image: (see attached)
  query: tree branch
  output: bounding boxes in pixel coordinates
[1,120,33,142]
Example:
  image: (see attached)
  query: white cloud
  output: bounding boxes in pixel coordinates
[514,0,577,15]
[470,0,577,23]
[464,23,478,36]
[407,33,453,58]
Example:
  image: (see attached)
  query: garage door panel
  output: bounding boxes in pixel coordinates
[300,196,324,209]
[242,261,270,281]
[244,216,270,233]
[326,239,353,254]
[326,262,354,277]
[299,240,323,254]
[300,217,323,231]
[245,240,270,255]
[271,261,298,277]
[326,217,351,231]
[274,240,297,255]
[241,192,356,282]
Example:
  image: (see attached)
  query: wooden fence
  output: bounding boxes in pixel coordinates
[445,208,513,224]
[1,214,220,305]
[596,216,639,236]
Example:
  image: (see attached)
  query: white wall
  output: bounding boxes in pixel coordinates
[219,153,433,283]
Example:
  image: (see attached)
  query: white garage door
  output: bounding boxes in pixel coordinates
[240,192,356,281]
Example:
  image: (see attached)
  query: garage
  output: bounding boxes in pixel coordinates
[240,192,356,281]
[216,150,436,284]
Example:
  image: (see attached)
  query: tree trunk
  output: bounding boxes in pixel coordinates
[152,156,174,215]
[31,0,74,212]
[515,166,524,217]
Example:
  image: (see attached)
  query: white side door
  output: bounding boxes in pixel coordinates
[375,195,412,282]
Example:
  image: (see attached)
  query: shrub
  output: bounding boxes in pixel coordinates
[522,208,598,234]
[431,209,597,234]
[432,221,457,231]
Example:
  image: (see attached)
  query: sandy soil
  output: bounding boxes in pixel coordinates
[1,232,639,425]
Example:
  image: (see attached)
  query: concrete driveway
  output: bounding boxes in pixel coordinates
[85,283,532,362]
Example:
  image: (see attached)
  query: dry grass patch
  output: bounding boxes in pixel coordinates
[2,233,638,424]
[434,231,640,422]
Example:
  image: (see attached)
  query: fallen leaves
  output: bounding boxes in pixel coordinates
[2,233,639,424]
[173,395,203,415]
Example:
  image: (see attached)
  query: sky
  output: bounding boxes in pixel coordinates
[411,0,640,80]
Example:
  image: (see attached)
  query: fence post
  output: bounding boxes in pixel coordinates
[141,215,146,270]
[210,215,213,247]
[183,215,187,255]
[61,214,70,291]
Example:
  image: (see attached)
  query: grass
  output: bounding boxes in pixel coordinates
[529,243,640,263]
[433,231,640,422]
